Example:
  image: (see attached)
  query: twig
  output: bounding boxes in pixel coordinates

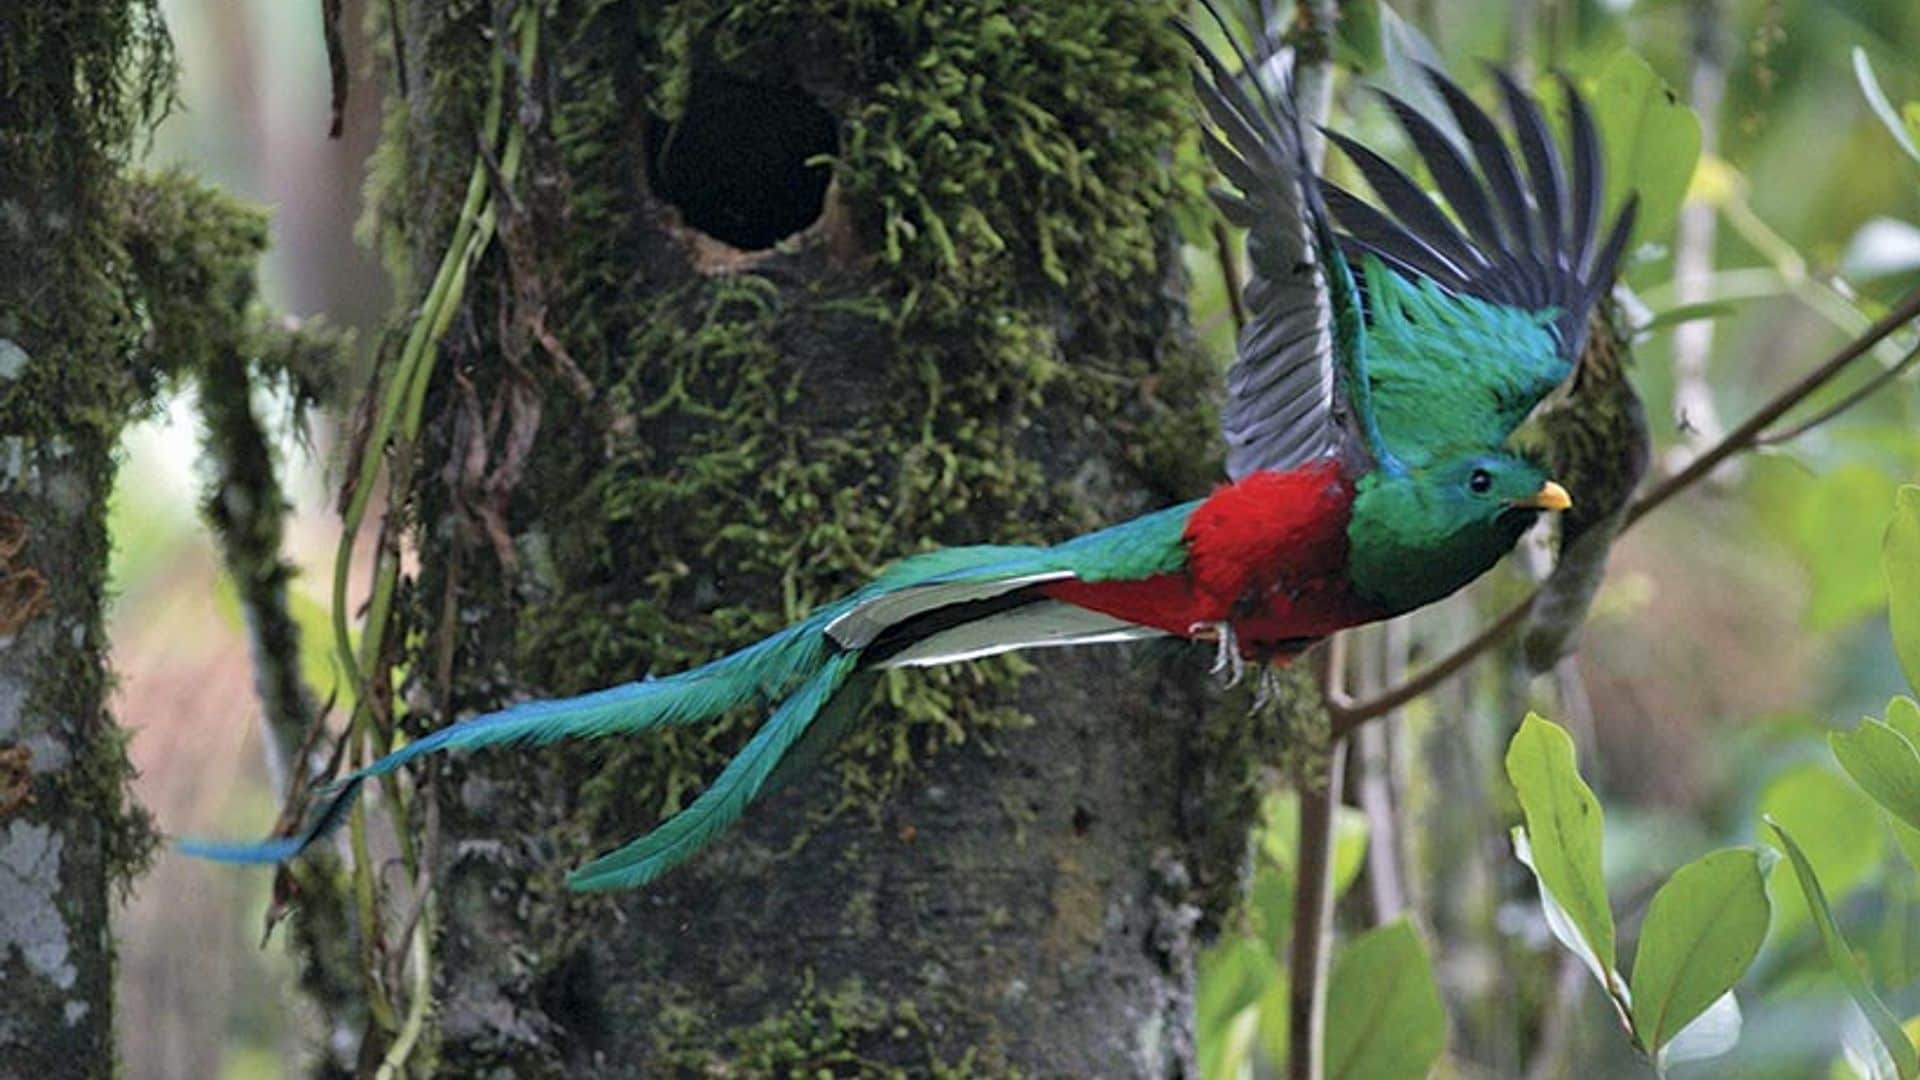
[1754,340,1920,446]
[321,0,348,138]
[1356,621,1409,923]
[1330,284,1920,736]
[1288,4,1339,1073]
[1291,739,1345,1080]
[199,337,316,798]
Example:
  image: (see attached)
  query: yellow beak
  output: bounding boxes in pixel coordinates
[1512,480,1573,512]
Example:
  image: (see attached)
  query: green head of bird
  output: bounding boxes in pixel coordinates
[1347,452,1570,615]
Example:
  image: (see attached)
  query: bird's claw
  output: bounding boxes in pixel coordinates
[1251,664,1287,711]
[1191,621,1246,688]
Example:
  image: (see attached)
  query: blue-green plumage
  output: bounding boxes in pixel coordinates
[179,520,1205,889]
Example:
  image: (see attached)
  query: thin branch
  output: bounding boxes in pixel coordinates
[1754,340,1920,446]
[1332,596,1531,740]
[1291,740,1345,1080]
[1357,622,1409,923]
[1289,3,1340,1076]
[1330,284,1920,737]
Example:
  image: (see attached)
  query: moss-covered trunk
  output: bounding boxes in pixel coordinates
[372,3,1289,1072]
[0,3,171,1068]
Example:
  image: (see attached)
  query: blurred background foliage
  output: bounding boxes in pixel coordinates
[116,0,1917,1076]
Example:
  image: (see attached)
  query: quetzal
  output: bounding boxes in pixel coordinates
[183,30,1631,892]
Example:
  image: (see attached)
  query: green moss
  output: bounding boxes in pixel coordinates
[352,0,1218,843]
[0,5,180,909]
[655,970,993,1077]
[357,4,1247,1062]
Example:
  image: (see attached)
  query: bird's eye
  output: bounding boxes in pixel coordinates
[1469,468,1493,494]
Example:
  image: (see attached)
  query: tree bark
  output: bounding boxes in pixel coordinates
[360,1,1290,1074]
[0,2,172,1069]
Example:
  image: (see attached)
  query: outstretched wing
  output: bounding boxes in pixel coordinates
[1179,16,1390,482]
[1320,67,1638,455]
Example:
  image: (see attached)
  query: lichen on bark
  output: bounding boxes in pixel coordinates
[0,1,174,1067]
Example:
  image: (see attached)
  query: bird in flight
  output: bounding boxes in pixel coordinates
[184,20,1632,892]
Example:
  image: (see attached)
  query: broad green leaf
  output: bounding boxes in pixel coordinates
[1832,720,1920,831]
[1800,466,1901,631]
[1885,697,1920,746]
[1197,938,1277,1080]
[1205,1004,1261,1080]
[1889,817,1920,876]
[1251,865,1293,958]
[1758,763,1884,938]
[1257,792,1371,905]
[1853,48,1920,168]
[1872,700,1920,871]
[1886,487,1920,692]
[1513,828,1622,1002]
[1258,976,1291,1072]
[1325,919,1447,1080]
[1506,714,1617,980]
[1589,49,1703,249]
[1629,848,1772,1057]
[1766,818,1919,1080]
[1332,0,1383,71]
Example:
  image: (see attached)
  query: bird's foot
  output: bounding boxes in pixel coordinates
[1190,621,1246,688]
[1251,663,1288,711]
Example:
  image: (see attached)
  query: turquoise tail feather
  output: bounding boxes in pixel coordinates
[176,611,842,868]
[179,522,1191,884]
[565,650,864,892]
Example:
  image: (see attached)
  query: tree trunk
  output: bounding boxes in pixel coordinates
[368,3,1293,1073]
[0,3,171,1069]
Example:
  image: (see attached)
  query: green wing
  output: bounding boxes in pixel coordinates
[1320,69,1638,466]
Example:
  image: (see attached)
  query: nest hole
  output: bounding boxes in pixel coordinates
[647,73,837,251]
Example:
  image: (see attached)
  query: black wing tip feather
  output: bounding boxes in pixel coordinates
[1328,61,1636,354]
[1179,1,1355,481]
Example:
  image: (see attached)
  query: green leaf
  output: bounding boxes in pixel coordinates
[1802,466,1901,631]
[1832,720,1920,831]
[1869,699,1920,872]
[1197,937,1279,1080]
[1513,827,1625,1012]
[1853,48,1920,168]
[1885,486,1920,692]
[1506,714,1617,979]
[1758,763,1884,938]
[1257,792,1371,905]
[1589,48,1703,249]
[1324,919,1447,1080]
[1332,0,1382,71]
[1765,818,1919,1080]
[1885,697,1920,745]
[1628,848,1772,1057]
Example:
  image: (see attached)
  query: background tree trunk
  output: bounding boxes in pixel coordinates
[0,3,171,1070]
[364,1,1300,1073]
